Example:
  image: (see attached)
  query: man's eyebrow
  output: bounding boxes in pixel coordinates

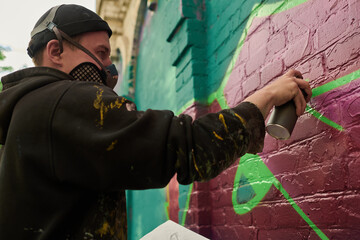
[97,44,110,53]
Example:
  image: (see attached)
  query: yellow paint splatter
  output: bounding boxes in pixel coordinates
[106,140,118,151]
[97,221,110,236]
[218,113,228,132]
[234,113,247,126]
[213,131,224,140]
[192,150,204,179]
[93,85,126,127]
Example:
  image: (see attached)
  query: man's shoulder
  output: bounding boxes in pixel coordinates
[1,67,72,90]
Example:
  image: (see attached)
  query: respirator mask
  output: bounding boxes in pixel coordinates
[49,24,118,89]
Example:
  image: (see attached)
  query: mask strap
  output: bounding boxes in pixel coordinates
[48,24,117,88]
[52,27,107,72]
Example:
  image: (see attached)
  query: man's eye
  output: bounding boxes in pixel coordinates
[98,51,106,58]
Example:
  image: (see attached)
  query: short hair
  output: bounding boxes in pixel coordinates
[31,35,82,66]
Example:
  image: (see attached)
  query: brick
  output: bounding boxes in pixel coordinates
[348,154,360,189]
[175,79,195,109]
[308,131,347,164]
[342,91,360,125]
[326,33,360,69]
[175,70,192,91]
[262,133,279,153]
[236,41,250,65]
[245,46,267,76]
[211,226,239,240]
[296,55,324,82]
[224,206,252,226]
[210,189,232,208]
[211,208,226,226]
[284,33,312,67]
[300,197,339,227]
[193,181,209,191]
[280,163,346,197]
[176,47,207,76]
[190,191,210,208]
[337,194,360,227]
[316,6,349,49]
[265,151,299,175]
[224,65,245,107]
[349,0,360,23]
[181,5,197,19]
[184,209,196,225]
[193,76,211,102]
[286,20,309,43]
[266,32,286,59]
[273,202,310,228]
[251,204,273,228]
[259,184,283,202]
[258,228,311,240]
[348,125,360,151]
[260,59,284,85]
[196,209,212,225]
[233,226,257,240]
[170,19,206,66]
[270,6,291,30]
[163,0,183,42]
[242,72,261,97]
[248,24,270,54]
[279,113,330,145]
[197,226,212,239]
[314,228,360,240]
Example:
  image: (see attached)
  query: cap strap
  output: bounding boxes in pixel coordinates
[31,5,62,38]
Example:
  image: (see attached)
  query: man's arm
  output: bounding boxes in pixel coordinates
[50,69,311,190]
[245,69,312,119]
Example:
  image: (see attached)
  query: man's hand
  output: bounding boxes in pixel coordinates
[244,69,312,119]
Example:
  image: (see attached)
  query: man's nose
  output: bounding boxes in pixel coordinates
[103,57,112,67]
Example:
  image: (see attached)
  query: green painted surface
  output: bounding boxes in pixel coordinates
[126,189,168,239]
[232,154,328,240]
[134,0,179,112]
[179,183,193,226]
[126,1,186,239]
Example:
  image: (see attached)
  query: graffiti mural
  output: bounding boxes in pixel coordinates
[121,0,360,239]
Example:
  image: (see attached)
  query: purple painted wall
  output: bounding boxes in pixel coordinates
[181,0,360,239]
[131,0,360,239]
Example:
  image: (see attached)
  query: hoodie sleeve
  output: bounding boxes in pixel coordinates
[51,82,265,190]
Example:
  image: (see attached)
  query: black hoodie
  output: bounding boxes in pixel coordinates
[0,67,264,239]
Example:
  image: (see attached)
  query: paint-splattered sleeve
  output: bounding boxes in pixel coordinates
[51,83,264,190]
[171,102,265,184]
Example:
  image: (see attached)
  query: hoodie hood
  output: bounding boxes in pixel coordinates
[0,67,71,144]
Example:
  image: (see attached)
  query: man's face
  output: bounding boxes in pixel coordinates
[60,31,112,74]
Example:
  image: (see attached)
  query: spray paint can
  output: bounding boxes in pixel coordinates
[266,90,307,140]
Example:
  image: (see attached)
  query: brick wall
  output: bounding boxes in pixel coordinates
[125,0,360,239]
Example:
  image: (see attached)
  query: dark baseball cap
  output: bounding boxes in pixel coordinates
[27,4,112,58]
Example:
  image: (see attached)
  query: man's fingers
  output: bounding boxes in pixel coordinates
[294,88,307,116]
[294,77,312,102]
[286,69,303,79]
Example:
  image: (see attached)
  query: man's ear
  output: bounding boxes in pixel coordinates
[46,40,62,66]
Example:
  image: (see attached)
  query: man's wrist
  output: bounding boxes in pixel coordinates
[244,87,275,119]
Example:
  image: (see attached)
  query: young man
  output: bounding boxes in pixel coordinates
[0,4,311,240]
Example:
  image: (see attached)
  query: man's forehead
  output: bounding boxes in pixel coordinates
[79,31,110,45]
